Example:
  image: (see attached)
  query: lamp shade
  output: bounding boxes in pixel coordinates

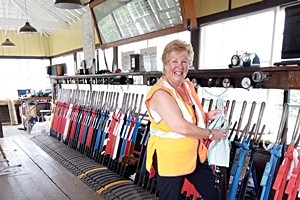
[54,0,84,9]
[1,38,15,47]
[19,22,37,33]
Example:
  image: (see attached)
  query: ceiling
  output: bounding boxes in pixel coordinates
[0,0,88,36]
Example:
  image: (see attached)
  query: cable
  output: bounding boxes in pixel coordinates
[201,87,229,97]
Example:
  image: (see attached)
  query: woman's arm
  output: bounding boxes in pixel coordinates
[149,89,225,140]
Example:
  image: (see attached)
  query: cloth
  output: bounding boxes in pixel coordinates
[287,149,299,180]
[207,98,231,167]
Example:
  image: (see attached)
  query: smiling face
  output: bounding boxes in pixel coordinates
[161,40,194,88]
[164,51,189,87]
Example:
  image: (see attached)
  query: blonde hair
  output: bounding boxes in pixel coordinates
[162,39,194,68]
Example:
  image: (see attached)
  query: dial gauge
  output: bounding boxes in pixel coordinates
[191,78,198,87]
[222,78,231,88]
[252,71,268,83]
[241,77,252,89]
[207,78,214,87]
[215,78,222,87]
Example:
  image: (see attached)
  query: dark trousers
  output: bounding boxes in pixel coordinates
[156,160,220,200]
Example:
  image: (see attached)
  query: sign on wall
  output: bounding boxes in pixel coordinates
[82,11,95,73]
[140,47,157,71]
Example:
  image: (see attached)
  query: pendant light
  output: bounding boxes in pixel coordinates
[1,29,16,47]
[1,1,16,46]
[54,0,94,9]
[1,38,15,47]
[19,0,37,33]
[54,0,84,9]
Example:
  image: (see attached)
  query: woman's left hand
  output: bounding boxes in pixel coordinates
[206,109,222,121]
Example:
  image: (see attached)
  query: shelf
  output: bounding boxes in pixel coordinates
[19,97,51,102]
[188,66,300,90]
[50,66,300,90]
[50,71,162,86]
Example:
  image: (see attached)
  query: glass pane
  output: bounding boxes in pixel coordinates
[0,59,50,99]
[118,30,191,72]
[159,9,182,28]
[98,14,121,43]
[289,90,300,144]
[92,0,183,44]
[52,54,75,76]
[200,9,277,69]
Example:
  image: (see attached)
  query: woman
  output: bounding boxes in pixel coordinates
[145,39,227,200]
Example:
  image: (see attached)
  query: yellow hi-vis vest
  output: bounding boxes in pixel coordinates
[145,77,208,176]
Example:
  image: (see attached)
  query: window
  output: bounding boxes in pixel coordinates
[91,0,183,44]
[0,59,50,99]
[198,7,300,143]
[52,54,75,76]
[200,8,282,69]
[118,30,190,72]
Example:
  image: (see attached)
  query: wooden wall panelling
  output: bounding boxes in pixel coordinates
[196,0,228,17]
[232,0,262,9]
[198,0,297,25]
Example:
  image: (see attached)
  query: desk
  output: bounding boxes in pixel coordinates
[19,97,51,131]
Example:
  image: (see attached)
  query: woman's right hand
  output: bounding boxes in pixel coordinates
[210,129,227,141]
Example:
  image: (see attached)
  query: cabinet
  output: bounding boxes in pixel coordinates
[0,100,19,124]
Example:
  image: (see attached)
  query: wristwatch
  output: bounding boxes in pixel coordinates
[208,129,213,139]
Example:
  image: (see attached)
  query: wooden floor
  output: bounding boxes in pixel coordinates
[0,125,103,200]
